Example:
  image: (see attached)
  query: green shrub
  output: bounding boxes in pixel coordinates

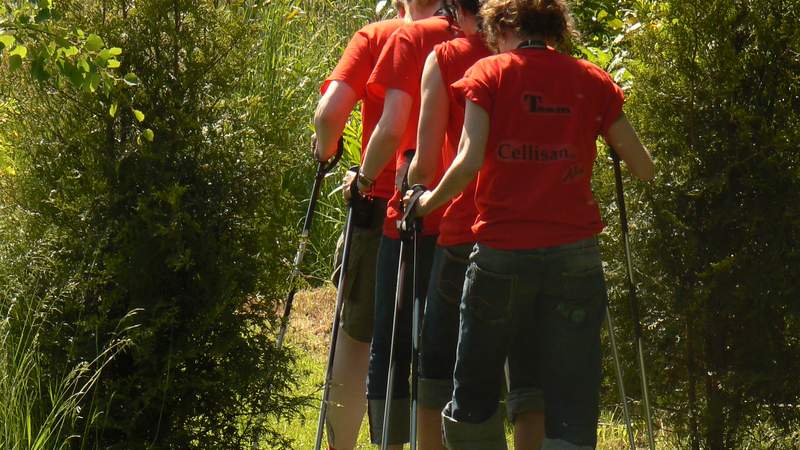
[0,1,327,447]
[627,0,800,447]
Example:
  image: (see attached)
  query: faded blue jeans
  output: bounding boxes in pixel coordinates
[443,237,607,450]
[418,243,474,410]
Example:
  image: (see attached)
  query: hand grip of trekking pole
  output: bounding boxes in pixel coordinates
[319,136,345,174]
[400,184,426,234]
[348,165,376,228]
[277,138,345,350]
[304,137,345,233]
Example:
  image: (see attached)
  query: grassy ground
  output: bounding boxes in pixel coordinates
[272,287,372,448]
[277,286,669,449]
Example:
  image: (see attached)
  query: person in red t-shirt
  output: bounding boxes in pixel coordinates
[410,0,654,448]
[402,1,506,449]
[355,0,458,447]
[313,2,407,449]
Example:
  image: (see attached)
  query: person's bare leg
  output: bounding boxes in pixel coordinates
[326,329,370,450]
[418,406,446,450]
[513,411,545,450]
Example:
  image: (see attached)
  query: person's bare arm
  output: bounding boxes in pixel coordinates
[360,88,412,181]
[605,113,655,181]
[415,100,488,215]
[408,51,448,187]
[314,81,358,161]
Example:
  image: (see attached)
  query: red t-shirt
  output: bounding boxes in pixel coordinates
[452,47,625,249]
[366,15,458,238]
[321,19,406,200]
[434,34,492,246]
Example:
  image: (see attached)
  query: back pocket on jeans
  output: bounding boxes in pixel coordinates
[557,265,606,328]
[462,263,515,325]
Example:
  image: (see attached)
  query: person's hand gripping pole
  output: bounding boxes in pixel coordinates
[277,138,344,350]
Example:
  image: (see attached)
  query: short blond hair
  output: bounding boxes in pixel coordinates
[481,0,577,51]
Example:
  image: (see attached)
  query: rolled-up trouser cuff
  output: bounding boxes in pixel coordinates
[418,377,453,411]
[506,387,545,422]
[442,401,507,450]
[368,397,410,445]
[542,438,595,450]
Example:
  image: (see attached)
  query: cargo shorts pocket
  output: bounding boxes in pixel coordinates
[437,248,470,305]
[557,264,607,329]
[462,262,515,325]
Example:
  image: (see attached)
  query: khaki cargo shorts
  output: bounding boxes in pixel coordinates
[331,199,387,343]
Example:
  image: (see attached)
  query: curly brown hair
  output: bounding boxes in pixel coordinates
[481,0,578,51]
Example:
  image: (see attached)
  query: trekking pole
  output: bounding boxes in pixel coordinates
[404,184,427,450]
[381,152,417,450]
[381,229,409,449]
[611,150,656,450]
[313,166,361,450]
[606,306,636,450]
[276,138,344,350]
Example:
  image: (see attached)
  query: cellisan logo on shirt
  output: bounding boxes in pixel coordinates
[497,142,575,162]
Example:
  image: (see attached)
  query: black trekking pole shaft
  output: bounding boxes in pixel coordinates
[276,166,326,350]
[276,139,344,350]
[409,233,421,450]
[612,150,656,450]
[313,204,357,450]
[381,242,407,450]
[405,186,425,450]
[381,155,418,449]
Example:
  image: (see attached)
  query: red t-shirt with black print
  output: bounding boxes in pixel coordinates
[367,15,458,238]
[452,47,625,249]
[434,33,492,246]
[321,19,406,200]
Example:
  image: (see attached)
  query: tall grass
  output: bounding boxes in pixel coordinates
[0,238,133,449]
[250,0,386,283]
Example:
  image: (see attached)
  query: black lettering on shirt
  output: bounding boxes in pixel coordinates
[523,94,571,114]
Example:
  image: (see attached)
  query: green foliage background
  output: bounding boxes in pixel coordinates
[0,0,376,448]
[1,0,798,448]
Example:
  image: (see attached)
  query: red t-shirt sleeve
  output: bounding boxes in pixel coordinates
[321,28,373,97]
[367,26,420,100]
[599,74,625,136]
[450,59,496,114]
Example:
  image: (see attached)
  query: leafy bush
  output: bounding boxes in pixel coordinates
[0,1,334,447]
[627,0,800,447]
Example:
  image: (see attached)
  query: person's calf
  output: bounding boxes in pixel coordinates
[513,411,545,450]
[326,330,370,450]
[418,406,446,450]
